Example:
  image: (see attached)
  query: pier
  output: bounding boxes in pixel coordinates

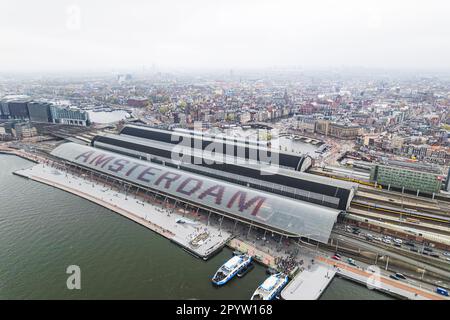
[281,264,336,300]
[316,256,448,300]
[14,163,231,260]
[227,238,277,268]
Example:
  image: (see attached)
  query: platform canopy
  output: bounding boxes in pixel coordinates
[51,142,340,243]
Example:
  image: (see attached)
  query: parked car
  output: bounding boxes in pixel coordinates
[395,273,407,280]
[347,258,357,267]
[389,274,400,280]
[394,238,403,245]
[410,248,419,253]
[430,254,440,259]
[405,241,415,247]
[442,252,450,257]
[367,266,377,273]
[374,237,383,242]
[383,238,392,244]
[436,287,449,296]
[332,255,341,261]
[423,247,433,252]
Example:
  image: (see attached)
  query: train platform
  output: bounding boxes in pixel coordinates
[281,263,336,300]
[348,207,450,234]
[356,190,442,211]
[346,212,450,246]
[14,163,231,260]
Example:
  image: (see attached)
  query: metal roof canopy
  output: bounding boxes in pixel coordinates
[92,133,356,210]
[119,124,305,169]
[92,137,341,208]
[51,142,340,243]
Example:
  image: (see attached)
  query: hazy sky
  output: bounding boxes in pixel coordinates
[1,0,449,72]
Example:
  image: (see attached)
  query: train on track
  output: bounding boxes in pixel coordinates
[351,201,450,225]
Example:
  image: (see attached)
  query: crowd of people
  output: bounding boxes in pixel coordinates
[275,254,299,275]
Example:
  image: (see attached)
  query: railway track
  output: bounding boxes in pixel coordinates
[351,201,450,225]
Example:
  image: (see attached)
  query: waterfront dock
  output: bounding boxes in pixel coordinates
[0,146,40,163]
[227,238,277,268]
[14,163,231,260]
[316,256,448,300]
[281,263,336,300]
[8,151,448,300]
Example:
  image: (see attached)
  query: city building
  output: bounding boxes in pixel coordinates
[8,101,30,120]
[445,168,450,192]
[27,101,53,123]
[50,106,90,126]
[11,122,38,139]
[51,142,344,243]
[0,101,9,119]
[328,123,361,139]
[370,164,444,195]
[315,120,361,139]
[91,125,356,211]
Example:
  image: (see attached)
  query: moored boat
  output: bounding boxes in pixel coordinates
[212,254,252,286]
[250,273,288,300]
[237,262,254,278]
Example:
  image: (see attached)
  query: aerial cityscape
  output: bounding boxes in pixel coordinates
[1,0,449,305]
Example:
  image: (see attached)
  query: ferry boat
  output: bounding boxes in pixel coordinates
[237,262,254,278]
[250,273,289,300]
[211,254,252,286]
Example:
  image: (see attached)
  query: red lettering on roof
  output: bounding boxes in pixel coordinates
[176,177,203,196]
[227,191,266,216]
[75,151,95,162]
[198,185,225,205]
[154,171,181,189]
[137,166,161,183]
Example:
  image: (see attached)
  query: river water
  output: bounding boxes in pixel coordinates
[0,155,393,300]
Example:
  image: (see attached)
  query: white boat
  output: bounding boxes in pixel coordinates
[211,254,252,286]
[250,273,288,300]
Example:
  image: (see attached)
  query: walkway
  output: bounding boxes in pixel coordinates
[316,256,448,300]
[14,163,231,259]
[228,238,277,268]
[281,263,336,300]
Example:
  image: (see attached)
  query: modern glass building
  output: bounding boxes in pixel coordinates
[27,101,53,123]
[8,101,30,119]
[370,164,443,194]
[50,106,90,126]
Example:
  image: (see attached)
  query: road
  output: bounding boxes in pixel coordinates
[331,232,450,282]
